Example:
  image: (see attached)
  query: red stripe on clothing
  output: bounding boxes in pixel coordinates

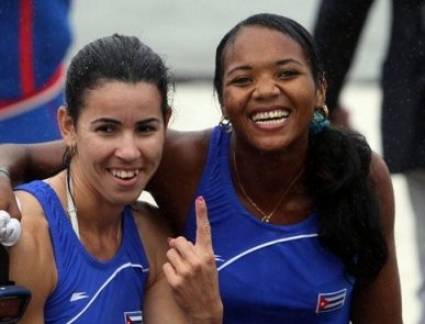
[0,65,64,110]
[19,0,35,96]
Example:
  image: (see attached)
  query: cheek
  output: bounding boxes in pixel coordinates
[140,134,165,165]
[75,134,113,163]
[289,83,317,112]
[222,89,246,117]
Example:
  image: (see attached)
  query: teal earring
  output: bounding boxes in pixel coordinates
[310,105,330,135]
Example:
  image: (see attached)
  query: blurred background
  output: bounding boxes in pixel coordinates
[70,1,419,322]
[70,0,389,81]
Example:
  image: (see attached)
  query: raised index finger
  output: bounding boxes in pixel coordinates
[195,196,212,249]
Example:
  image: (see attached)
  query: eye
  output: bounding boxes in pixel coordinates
[230,76,252,87]
[95,124,116,134]
[277,69,299,79]
[136,123,158,135]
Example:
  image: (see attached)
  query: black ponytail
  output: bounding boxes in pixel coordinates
[308,128,387,283]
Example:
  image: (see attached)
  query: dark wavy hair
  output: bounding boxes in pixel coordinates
[214,13,387,283]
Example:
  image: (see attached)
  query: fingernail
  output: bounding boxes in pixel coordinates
[196,196,204,203]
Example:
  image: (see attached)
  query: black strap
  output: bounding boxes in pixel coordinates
[0,246,11,285]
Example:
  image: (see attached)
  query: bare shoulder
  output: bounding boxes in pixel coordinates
[369,152,392,188]
[9,189,57,319]
[131,201,172,285]
[11,189,55,265]
[13,190,50,245]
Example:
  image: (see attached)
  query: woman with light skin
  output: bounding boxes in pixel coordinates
[5,34,222,323]
[0,14,401,323]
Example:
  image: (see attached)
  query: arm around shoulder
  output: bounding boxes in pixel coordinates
[351,153,402,323]
[0,140,65,185]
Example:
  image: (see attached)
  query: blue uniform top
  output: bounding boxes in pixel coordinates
[16,181,149,324]
[185,126,354,324]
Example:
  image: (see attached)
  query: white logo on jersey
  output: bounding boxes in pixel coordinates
[70,292,89,302]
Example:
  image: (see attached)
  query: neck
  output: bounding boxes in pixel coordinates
[230,134,310,223]
[231,136,309,192]
[48,170,124,260]
[66,167,124,260]
[65,166,123,232]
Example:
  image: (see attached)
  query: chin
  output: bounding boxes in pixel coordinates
[111,192,143,206]
[253,138,291,153]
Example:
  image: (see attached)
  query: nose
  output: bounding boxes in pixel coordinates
[115,133,141,161]
[252,77,280,99]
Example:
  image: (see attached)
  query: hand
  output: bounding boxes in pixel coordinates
[0,170,21,220]
[163,196,223,324]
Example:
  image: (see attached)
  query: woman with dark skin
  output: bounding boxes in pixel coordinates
[0,14,402,323]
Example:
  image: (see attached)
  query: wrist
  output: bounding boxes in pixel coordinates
[189,302,223,324]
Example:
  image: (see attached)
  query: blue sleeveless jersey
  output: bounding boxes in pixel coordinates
[16,181,149,324]
[185,126,354,324]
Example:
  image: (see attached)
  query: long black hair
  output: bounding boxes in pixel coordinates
[214,13,387,283]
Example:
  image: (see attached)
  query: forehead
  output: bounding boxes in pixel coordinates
[223,25,308,70]
[80,80,163,117]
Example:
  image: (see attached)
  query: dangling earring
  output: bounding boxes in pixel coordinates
[317,104,329,118]
[310,104,330,135]
[219,115,232,133]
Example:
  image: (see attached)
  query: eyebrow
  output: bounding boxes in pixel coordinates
[91,117,161,125]
[226,58,303,76]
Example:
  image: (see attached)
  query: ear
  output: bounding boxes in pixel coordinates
[315,77,327,108]
[57,106,76,146]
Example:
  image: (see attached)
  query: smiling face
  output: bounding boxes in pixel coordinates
[59,80,168,207]
[221,25,325,152]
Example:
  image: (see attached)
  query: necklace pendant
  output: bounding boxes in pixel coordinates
[261,215,270,223]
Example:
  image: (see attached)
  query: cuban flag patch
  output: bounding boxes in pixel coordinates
[315,288,347,313]
[124,311,143,324]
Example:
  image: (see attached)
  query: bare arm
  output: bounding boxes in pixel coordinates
[351,153,402,323]
[0,141,65,185]
[0,141,65,218]
[8,191,56,324]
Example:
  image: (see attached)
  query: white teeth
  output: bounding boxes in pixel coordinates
[252,109,289,122]
[110,169,140,179]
